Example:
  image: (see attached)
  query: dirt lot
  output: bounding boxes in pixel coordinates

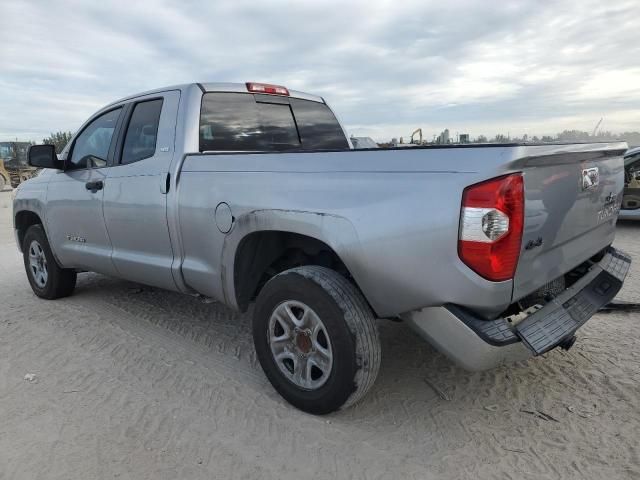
[0,190,638,480]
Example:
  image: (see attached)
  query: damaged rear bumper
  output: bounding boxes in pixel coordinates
[402,247,632,371]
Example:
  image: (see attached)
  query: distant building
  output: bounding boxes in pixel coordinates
[459,134,470,144]
[436,129,450,144]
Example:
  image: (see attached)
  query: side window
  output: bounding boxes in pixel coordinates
[121,99,163,164]
[199,93,300,152]
[69,108,121,170]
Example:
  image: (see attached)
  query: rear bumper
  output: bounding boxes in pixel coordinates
[402,247,632,371]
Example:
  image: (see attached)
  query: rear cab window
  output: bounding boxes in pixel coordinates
[289,98,349,150]
[199,92,348,152]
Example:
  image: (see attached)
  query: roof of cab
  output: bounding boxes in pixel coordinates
[105,82,324,109]
[200,82,325,103]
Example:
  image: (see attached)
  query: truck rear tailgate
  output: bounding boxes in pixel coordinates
[513,143,627,302]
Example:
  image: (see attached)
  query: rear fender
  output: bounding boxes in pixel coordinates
[221,209,361,310]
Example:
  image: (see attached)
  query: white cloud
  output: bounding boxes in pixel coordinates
[0,0,639,141]
[575,69,640,100]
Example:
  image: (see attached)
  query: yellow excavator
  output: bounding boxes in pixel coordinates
[0,142,38,190]
[0,160,10,191]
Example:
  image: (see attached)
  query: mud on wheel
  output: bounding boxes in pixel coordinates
[253,266,381,414]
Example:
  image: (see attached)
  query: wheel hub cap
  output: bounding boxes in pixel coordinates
[28,240,48,288]
[268,300,333,390]
[295,331,312,354]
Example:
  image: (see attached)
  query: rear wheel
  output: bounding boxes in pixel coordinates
[22,225,76,299]
[253,266,381,414]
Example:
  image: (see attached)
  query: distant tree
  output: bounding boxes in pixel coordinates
[475,135,488,143]
[493,134,509,143]
[557,130,591,142]
[42,131,73,154]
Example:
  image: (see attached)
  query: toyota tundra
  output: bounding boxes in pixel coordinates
[14,82,631,414]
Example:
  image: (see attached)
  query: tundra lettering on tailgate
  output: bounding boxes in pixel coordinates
[597,193,620,222]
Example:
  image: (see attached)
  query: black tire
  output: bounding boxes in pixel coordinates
[22,224,76,299]
[253,266,381,414]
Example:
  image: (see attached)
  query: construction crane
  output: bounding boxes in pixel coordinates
[410,128,423,145]
[592,118,603,137]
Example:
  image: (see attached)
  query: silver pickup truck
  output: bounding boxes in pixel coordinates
[15,82,631,414]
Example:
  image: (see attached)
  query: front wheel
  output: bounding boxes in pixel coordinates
[22,225,77,299]
[253,266,381,414]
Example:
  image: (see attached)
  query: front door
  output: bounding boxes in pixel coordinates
[45,107,123,275]
[102,91,180,291]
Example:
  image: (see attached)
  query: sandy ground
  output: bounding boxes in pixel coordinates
[0,190,638,480]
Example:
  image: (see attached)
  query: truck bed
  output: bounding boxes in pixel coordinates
[176,141,627,318]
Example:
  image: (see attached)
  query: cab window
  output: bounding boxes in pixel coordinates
[69,108,122,169]
[289,98,349,150]
[121,99,163,164]
[199,93,348,152]
[199,93,300,152]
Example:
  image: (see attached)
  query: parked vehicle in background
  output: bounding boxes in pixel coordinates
[620,146,640,220]
[0,142,39,189]
[350,136,378,149]
[13,82,631,414]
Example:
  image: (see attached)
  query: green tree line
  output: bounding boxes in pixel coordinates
[42,131,74,154]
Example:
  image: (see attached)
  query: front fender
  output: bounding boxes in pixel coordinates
[13,189,49,253]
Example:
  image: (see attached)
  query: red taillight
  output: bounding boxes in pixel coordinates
[246,82,290,96]
[458,174,524,281]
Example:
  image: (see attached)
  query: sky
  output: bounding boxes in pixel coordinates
[1,0,639,142]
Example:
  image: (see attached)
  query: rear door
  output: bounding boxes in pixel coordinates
[102,91,180,290]
[45,107,123,275]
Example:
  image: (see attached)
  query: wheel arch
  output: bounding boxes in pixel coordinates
[222,209,368,313]
[14,209,44,251]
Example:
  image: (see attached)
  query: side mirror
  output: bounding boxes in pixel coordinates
[28,144,63,169]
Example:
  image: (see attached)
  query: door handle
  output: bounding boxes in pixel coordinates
[85,180,104,192]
